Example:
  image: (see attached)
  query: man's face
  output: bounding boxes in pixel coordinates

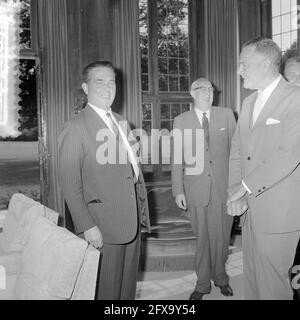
[237,46,269,90]
[82,66,116,110]
[190,79,214,110]
[284,62,300,87]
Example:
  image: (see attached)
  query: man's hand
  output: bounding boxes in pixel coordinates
[227,183,247,203]
[175,194,187,210]
[227,195,248,216]
[84,226,103,249]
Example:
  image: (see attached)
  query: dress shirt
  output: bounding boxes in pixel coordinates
[194,107,211,126]
[88,103,139,179]
[252,74,282,126]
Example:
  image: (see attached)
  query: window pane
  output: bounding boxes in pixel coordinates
[159,75,168,91]
[291,10,298,30]
[272,16,281,35]
[142,103,152,120]
[291,0,297,11]
[281,0,290,14]
[281,13,291,33]
[158,58,168,74]
[142,75,149,91]
[171,104,180,119]
[281,32,291,51]
[179,58,189,74]
[160,104,170,120]
[168,58,178,74]
[139,0,149,92]
[272,0,281,17]
[180,76,189,91]
[142,121,152,136]
[169,76,179,91]
[156,0,189,93]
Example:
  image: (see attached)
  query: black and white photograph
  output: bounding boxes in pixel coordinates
[0,0,300,305]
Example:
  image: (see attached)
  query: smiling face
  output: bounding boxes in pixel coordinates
[190,78,214,111]
[82,66,116,111]
[237,45,270,90]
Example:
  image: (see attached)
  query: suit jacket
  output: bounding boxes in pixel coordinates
[172,107,236,207]
[58,105,150,244]
[229,78,300,233]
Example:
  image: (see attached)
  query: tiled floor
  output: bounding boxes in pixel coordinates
[136,235,244,300]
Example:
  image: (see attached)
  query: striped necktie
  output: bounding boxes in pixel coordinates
[202,112,209,146]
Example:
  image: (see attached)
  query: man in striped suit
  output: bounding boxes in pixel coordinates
[58,61,150,300]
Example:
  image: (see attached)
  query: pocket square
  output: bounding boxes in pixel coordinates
[88,199,102,204]
[266,118,280,125]
[220,128,226,131]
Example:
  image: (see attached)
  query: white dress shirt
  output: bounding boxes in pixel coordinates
[88,103,139,179]
[252,74,282,126]
[194,108,210,126]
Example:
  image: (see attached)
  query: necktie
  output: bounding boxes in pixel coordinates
[202,112,209,146]
[252,91,264,127]
[106,112,139,181]
[106,112,119,136]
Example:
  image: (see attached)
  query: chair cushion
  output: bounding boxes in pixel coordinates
[1,194,59,252]
[14,217,88,300]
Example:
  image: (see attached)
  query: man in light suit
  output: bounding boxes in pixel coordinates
[284,55,300,300]
[227,38,300,299]
[58,60,150,300]
[172,78,236,300]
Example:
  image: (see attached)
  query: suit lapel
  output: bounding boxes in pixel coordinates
[191,108,202,129]
[83,104,109,132]
[252,78,287,130]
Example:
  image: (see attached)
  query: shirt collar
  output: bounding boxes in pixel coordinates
[259,74,282,103]
[88,103,111,118]
[194,107,210,116]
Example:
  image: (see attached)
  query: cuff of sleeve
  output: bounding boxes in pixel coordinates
[242,180,252,194]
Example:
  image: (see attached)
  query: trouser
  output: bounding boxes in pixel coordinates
[95,230,141,300]
[242,212,300,300]
[189,195,233,293]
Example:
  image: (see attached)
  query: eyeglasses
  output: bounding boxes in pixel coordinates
[192,86,214,93]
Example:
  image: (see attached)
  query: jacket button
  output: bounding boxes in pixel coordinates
[258,189,261,193]
[208,174,211,177]
[247,156,251,160]
[209,161,212,164]
[263,187,266,190]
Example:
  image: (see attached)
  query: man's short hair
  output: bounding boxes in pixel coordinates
[242,37,282,69]
[82,60,116,83]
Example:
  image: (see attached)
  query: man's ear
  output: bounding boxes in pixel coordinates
[263,58,272,72]
[82,82,88,95]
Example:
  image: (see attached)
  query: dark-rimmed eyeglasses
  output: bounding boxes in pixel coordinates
[192,86,214,93]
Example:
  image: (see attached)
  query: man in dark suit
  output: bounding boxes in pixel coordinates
[171,78,236,300]
[58,60,150,300]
